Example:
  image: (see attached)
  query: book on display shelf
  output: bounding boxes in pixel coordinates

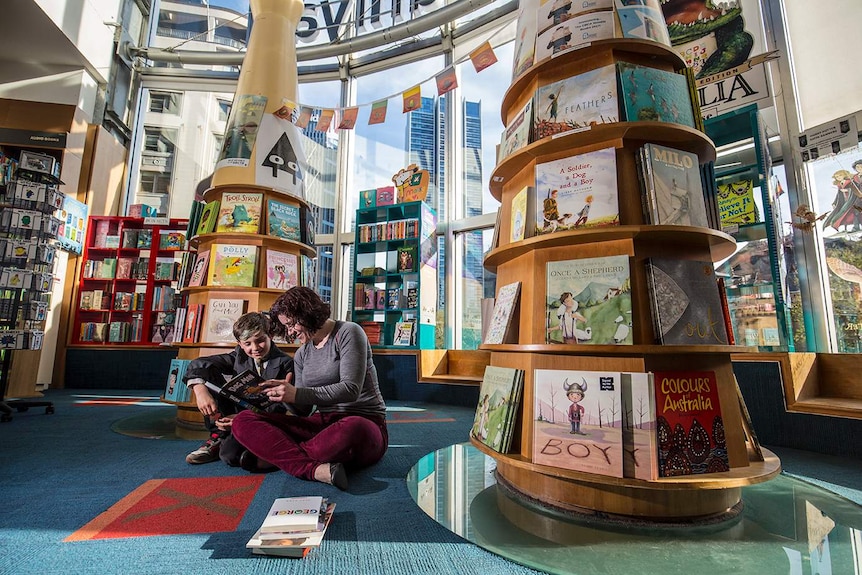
[638,143,709,228]
[186,251,209,287]
[471,365,524,454]
[535,147,619,235]
[502,99,533,159]
[164,359,190,402]
[196,199,220,236]
[265,249,299,290]
[396,245,417,273]
[510,0,539,78]
[717,179,758,227]
[616,62,695,128]
[621,371,658,480]
[510,186,534,242]
[203,298,247,343]
[216,192,263,234]
[247,501,335,558]
[536,0,613,37]
[207,244,258,287]
[533,64,619,139]
[483,281,521,345]
[392,320,415,346]
[653,370,729,477]
[645,257,729,345]
[545,254,632,345]
[533,368,625,478]
[181,303,204,343]
[534,10,614,62]
[267,198,302,241]
[614,0,670,46]
[203,369,275,413]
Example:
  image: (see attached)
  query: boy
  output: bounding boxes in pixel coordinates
[182,311,293,471]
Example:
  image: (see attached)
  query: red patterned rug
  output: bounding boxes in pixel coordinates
[65,476,264,541]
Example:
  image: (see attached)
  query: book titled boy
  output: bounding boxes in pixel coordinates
[216,192,263,234]
[534,64,618,139]
[546,254,632,345]
[208,244,258,287]
[267,199,301,241]
[653,370,729,477]
[536,147,618,235]
[471,366,524,454]
[533,368,624,477]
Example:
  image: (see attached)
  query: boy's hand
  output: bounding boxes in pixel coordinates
[261,373,296,403]
[215,414,236,431]
[193,384,219,417]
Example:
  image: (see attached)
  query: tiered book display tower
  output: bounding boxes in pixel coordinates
[475,16,780,519]
[166,0,312,434]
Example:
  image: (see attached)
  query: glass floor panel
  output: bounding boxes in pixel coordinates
[407,443,862,575]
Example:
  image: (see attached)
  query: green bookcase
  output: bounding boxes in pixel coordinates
[352,201,437,348]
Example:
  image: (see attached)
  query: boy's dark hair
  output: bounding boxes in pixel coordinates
[232,311,272,341]
[270,287,330,338]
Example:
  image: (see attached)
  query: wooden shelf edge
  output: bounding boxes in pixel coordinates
[191,232,316,257]
[480,343,752,355]
[201,184,310,210]
[473,438,781,490]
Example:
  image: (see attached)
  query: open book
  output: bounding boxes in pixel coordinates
[204,369,273,413]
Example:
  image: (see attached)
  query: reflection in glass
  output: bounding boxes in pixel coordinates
[408,443,862,575]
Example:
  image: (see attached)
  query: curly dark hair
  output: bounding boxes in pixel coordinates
[269,287,330,338]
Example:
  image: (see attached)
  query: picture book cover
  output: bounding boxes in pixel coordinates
[392,320,415,346]
[534,10,615,62]
[653,370,729,477]
[546,254,632,345]
[248,502,335,558]
[260,496,325,534]
[164,358,189,402]
[187,251,209,287]
[615,0,670,46]
[396,245,417,273]
[717,179,758,226]
[267,199,301,241]
[533,368,624,477]
[621,371,658,480]
[216,192,263,234]
[182,303,204,343]
[359,189,377,209]
[617,62,695,128]
[534,65,619,139]
[472,366,525,453]
[641,143,709,227]
[203,298,247,343]
[510,186,534,242]
[376,186,395,207]
[158,231,185,251]
[535,147,619,234]
[537,0,613,35]
[196,200,220,236]
[511,0,539,78]
[483,281,521,345]
[208,244,258,287]
[502,99,533,159]
[645,257,729,345]
[265,249,298,290]
[204,369,275,414]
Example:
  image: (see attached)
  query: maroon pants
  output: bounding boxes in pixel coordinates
[231,410,388,481]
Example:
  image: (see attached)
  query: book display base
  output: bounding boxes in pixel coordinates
[408,443,862,575]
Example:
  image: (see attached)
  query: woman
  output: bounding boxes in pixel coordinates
[231,287,388,491]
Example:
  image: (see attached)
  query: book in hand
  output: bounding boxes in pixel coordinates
[204,369,274,413]
[247,500,335,558]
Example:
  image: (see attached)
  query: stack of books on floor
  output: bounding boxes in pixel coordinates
[246,496,335,558]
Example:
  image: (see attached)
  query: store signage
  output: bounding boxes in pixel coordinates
[0,128,66,149]
[297,0,443,44]
[695,52,778,120]
[795,114,859,163]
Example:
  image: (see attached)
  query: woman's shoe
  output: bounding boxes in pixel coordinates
[329,463,348,491]
[239,450,277,473]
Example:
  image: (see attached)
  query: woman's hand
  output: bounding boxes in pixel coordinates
[193,384,219,418]
[262,372,297,404]
[215,413,236,431]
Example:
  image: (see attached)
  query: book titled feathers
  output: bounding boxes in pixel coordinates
[208,244,258,287]
[204,369,274,413]
[645,257,728,345]
[639,143,709,228]
[533,368,624,477]
[546,254,632,345]
[216,192,263,234]
[535,147,618,235]
[533,64,619,139]
[653,370,729,477]
[471,366,524,454]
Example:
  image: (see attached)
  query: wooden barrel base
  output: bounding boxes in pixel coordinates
[495,458,743,522]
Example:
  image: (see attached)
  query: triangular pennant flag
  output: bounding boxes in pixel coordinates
[435,68,458,96]
[338,107,359,130]
[316,109,334,132]
[369,100,388,125]
[274,99,298,121]
[402,85,422,113]
[469,41,498,73]
[295,106,313,129]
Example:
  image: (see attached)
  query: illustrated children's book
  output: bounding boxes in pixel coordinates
[534,64,618,139]
[472,366,524,454]
[621,371,658,480]
[645,257,728,345]
[502,99,533,159]
[545,254,632,345]
[216,192,263,234]
[534,10,615,62]
[208,244,258,287]
[392,320,415,346]
[267,198,301,241]
[396,245,417,273]
[203,298,247,343]
[535,146,618,235]
[536,0,613,36]
[614,0,670,47]
[511,0,540,78]
[187,251,210,287]
[164,358,190,402]
[533,368,624,477]
[265,249,298,290]
[640,143,709,228]
[510,186,534,242]
[247,501,335,558]
[617,62,695,128]
[204,369,275,413]
[196,200,220,236]
[259,496,326,534]
[359,189,377,209]
[717,179,758,226]
[483,281,521,345]
[653,370,729,477]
